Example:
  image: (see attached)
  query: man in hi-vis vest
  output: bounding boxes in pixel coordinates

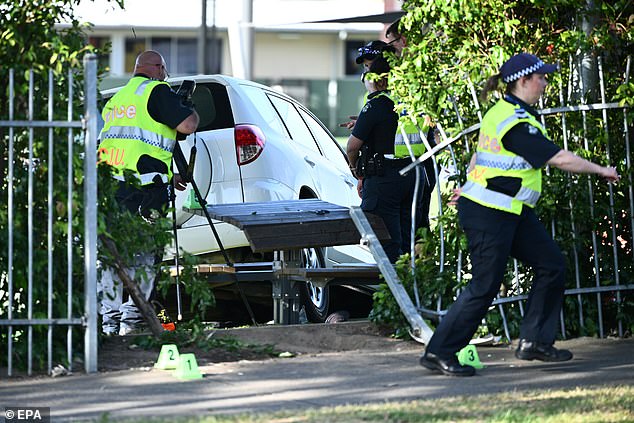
[98,50,199,336]
[386,18,438,248]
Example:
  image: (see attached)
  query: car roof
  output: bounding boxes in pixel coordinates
[101,74,294,103]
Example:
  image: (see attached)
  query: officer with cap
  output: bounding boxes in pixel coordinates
[356,40,389,67]
[340,41,392,131]
[419,52,619,376]
[346,55,417,263]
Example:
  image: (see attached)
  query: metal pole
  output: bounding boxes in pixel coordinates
[623,56,633,261]
[83,54,99,373]
[564,77,584,331]
[242,0,254,81]
[47,69,54,375]
[7,69,15,377]
[67,70,75,371]
[211,0,218,73]
[198,0,208,74]
[598,55,622,337]
[27,69,34,376]
[581,100,604,338]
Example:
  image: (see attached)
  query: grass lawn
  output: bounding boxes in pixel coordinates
[100,385,633,422]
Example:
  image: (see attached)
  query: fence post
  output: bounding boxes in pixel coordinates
[83,54,98,373]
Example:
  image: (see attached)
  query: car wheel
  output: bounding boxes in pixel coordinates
[299,247,329,323]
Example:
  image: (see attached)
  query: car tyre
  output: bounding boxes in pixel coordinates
[299,247,329,323]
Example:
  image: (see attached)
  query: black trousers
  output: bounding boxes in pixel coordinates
[426,198,566,358]
[115,180,169,218]
[361,159,417,263]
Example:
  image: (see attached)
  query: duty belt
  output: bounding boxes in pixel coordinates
[113,172,168,186]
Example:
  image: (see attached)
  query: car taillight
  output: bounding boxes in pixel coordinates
[235,124,266,165]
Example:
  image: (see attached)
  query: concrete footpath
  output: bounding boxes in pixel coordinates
[1,334,633,421]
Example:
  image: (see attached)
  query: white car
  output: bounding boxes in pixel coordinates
[105,75,375,322]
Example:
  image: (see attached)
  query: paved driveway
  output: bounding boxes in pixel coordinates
[1,336,632,421]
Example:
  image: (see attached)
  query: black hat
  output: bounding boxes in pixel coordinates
[355,40,388,64]
[500,53,559,83]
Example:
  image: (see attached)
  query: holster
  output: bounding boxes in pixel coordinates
[356,144,384,177]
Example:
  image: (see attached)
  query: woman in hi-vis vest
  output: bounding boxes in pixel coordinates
[420,53,619,377]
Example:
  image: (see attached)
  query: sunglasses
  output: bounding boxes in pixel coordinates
[147,63,170,79]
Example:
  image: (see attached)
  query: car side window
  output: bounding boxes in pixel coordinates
[267,95,321,154]
[241,85,287,135]
[174,82,234,132]
[298,108,348,166]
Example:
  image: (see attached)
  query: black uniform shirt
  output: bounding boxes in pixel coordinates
[351,90,398,155]
[135,73,193,130]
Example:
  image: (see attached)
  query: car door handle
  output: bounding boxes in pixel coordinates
[304,156,316,167]
[342,175,354,188]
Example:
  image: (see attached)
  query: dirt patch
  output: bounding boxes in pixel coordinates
[98,321,420,371]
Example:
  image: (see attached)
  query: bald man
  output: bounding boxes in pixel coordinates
[97,50,199,336]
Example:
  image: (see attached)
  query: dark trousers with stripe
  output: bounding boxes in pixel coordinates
[426,198,566,358]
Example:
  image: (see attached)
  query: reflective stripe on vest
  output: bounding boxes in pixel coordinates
[101,125,175,152]
[461,99,547,214]
[475,151,533,171]
[462,180,541,209]
[394,115,427,159]
[496,109,531,134]
[98,76,177,184]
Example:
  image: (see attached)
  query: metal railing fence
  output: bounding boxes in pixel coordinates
[0,55,98,376]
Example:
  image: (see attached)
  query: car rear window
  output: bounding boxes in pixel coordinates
[240,84,288,136]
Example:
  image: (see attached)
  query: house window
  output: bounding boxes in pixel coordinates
[176,38,198,74]
[151,37,172,70]
[125,38,147,72]
[152,38,198,75]
[206,38,223,74]
[87,36,110,72]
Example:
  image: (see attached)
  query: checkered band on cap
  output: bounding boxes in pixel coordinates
[356,40,388,64]
[358,48,383,56]
[500,53,559,83]
[503,59,546,83]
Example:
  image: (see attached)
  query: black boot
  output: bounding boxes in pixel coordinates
[419,351,476,377]
[515,339,573,362]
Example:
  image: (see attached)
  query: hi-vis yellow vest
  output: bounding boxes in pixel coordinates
[98,77,177,185]
[461,99,548,215]
[394,114,429,159]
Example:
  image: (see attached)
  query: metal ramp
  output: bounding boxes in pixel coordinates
[349,207,434,344]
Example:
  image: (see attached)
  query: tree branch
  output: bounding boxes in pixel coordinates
[99,235,165,338]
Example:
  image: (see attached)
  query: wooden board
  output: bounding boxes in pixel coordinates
[185,199,389,252]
